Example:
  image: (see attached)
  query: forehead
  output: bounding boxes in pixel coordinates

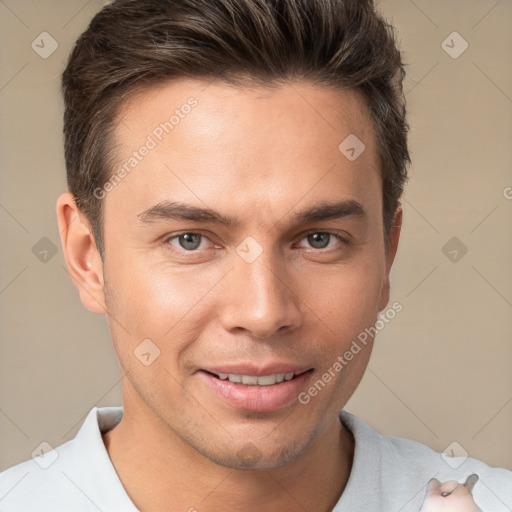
[105,79,381,230]
[115,78,377,152]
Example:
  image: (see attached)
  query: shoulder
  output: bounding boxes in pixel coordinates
[381,433,512,510]
[0,438,93,510]
[0,407,134,512]
[340,411,512,511]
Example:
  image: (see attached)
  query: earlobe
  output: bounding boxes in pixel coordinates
[56,192,107,315]
[378,206,402,311]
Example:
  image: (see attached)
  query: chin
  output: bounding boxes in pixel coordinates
[225,432,314,470]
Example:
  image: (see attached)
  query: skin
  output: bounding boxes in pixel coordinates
[419,474,482,512]
[57,79,402,512]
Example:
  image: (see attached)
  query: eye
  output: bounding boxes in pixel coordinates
[298,232,345,250]
[166,232,211,251]
[163,230,347,254]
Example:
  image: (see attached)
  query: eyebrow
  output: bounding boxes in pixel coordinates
[137,199,368,227]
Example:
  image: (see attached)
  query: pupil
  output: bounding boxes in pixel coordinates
[309,233,329,249]
[180,233,201,250]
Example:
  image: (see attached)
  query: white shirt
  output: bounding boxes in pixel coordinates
[0,407,510,511]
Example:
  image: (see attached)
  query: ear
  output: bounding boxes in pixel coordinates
[426,477,442,495]
[56,192,106,315]
[464,473,479,494]
[378,205,402,311]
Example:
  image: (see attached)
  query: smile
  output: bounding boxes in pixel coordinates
[213,372,296,385]
[199,369,314,412]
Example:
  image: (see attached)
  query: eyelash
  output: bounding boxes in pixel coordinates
[162,230,349,254]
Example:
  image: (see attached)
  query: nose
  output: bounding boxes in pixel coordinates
[219,252,303,338]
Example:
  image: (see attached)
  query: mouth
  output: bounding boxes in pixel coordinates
[204,370,308,386]
[198,368,314,412]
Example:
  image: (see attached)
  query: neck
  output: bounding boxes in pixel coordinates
[103,398,354,512]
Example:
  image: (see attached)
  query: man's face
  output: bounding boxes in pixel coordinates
[98,79,398,469]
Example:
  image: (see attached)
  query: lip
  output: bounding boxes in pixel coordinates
[201,363,313,377]
[197,367,314,412]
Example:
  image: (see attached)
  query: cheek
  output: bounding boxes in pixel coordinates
[109,256,211,324]
[306,258,385,336]
[104,257,233,374]
[300,257,384,396]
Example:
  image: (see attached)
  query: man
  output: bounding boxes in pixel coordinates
[0,0,510,510]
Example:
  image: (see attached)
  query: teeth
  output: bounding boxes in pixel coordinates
[258,374,278,385]
[215,372,296,385]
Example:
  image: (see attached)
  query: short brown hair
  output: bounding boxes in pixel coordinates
[62,0,409,258]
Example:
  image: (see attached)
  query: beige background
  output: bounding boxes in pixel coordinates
[1,0,511,473]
